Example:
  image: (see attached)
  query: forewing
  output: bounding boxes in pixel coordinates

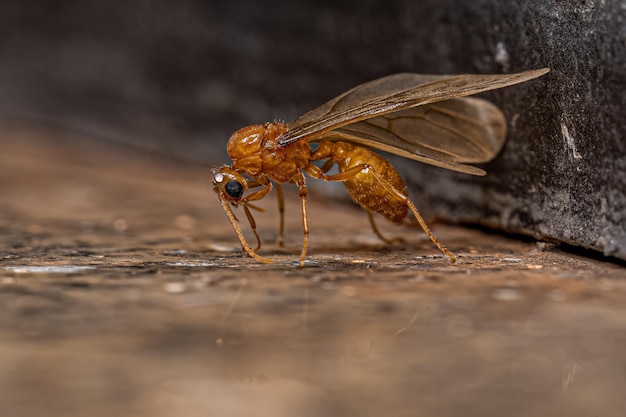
[319,96,507,175]
[280,68,549,149]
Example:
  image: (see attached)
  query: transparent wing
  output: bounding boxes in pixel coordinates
[279,68,549,174]
[321,97,506,175]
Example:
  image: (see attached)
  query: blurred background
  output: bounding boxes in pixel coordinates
[1,0,624,260]
[1,0,416,163]
[0,0,548,163]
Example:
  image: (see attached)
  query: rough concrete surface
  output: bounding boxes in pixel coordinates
[1,122,626,417]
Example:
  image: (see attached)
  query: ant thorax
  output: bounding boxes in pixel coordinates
[226,122,313,184]
[227,122,289,160]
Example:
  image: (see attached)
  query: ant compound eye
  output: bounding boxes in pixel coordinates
[225,181,244,199]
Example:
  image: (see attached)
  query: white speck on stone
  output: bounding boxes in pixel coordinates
[494,41,510,70]
[561,123,583,160]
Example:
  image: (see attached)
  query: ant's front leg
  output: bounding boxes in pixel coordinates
[248,178,286,247]
[240,178,273,252]
[216,175,274,263]
[217,194,273,264]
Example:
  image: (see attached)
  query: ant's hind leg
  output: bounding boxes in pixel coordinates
[306,162,456,262]
[366,170,456,262]
[367,211,405,245]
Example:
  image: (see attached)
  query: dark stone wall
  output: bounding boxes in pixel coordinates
[0,0,624,259]
[394,1,626,261]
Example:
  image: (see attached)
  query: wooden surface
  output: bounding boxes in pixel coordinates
[1,120,626,417]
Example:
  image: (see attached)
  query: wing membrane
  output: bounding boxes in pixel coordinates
[279,68,549,174]
[320,97,506,175]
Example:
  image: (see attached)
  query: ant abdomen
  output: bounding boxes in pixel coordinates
[324,141,410,224]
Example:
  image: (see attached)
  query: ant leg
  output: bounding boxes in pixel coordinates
[317,159,335,174]
[367,211,405,245]
[399,195,456,262]
[242,203,262,251]
[365,168,456,262]
[307,163,402,244]
[307,163,456,262]
[275,183,285,247]
[218,178,275,262]
[293,172,310,267]
[239,180,274,255]
[243,180,272,202]
[249,180,287,248]
[217,194,273,263]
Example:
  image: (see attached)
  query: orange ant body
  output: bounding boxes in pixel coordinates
[212,68,549,266]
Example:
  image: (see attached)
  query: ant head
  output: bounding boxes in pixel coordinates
[212,166,246,202]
